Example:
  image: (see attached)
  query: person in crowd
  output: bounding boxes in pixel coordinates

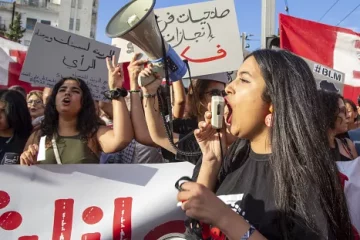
[0,90,32,164]
[99,53,165,164]
[140,67,234,164]
[27,90,45,129]
[20,56,133,165]
[318,91,358,161]
[345,99,360,155]
[9,85,26,99]
[42,87,52,106]
[171,79,187,119]
[177,50,353,239]
[345,99,360,130]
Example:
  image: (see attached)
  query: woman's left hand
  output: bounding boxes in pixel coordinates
[106,55,123,89]
[177,182,231,227]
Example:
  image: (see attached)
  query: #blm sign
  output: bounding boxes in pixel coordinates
[20,23,121,101]
[0,163,194,240]
[112,0,242,78]
[273,47,345,94]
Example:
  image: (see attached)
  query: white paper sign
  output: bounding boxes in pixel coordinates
[0,163,194,239]
[337,158,360,233]
[112,0,242,77]
[20,23,121,101]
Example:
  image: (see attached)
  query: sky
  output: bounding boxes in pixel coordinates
[96,0,360,50]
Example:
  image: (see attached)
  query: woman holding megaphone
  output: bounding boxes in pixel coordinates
[175,50,353,239]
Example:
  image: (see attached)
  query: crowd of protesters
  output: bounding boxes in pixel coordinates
[1,49,359,239]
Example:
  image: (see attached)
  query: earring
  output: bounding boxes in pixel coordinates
[265,114,273,127]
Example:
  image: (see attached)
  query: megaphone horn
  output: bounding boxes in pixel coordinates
[106,0,187,86]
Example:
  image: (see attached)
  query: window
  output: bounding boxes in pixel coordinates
[69,18,74,30]
[77,0,82,9]
[41,20,51,25]
[71,0,76,8]
[76,19,80,31]
[26,18,37,30]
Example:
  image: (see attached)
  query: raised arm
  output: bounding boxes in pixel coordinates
[172,80,186,119]
[127,53,157,147]
[140,66,178,154]
[97,56,134,153]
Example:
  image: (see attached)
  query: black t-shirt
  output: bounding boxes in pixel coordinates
[190,139,332,240]
[173,118,198,135]
[175,133,201,165]
[0,136,27,165]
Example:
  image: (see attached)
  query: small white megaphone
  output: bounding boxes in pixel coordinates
[211,96,225,129]
[105,0,187,87]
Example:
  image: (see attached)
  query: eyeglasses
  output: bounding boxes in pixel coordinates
[204,89,227,97]
[27,99,43,105]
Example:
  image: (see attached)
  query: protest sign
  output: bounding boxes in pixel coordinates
[337,158,360,234]
[112,0,242,77]
[0,162,194,239]
[20,23,121,101]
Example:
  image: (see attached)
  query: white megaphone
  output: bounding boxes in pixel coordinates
[105,0,187,87]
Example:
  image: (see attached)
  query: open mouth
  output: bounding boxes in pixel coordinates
[62,97,71,105]
[224,97,232,124]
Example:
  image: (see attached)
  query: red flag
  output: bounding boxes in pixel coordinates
[280,14,360,103]
[0,36,43,93]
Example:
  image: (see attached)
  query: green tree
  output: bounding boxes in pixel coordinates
[5,12,26,43]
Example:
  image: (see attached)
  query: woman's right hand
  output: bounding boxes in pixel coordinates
[194,105,227,165]
[20,144,39,166]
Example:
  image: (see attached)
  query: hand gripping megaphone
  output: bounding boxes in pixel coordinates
[105,0,187,87]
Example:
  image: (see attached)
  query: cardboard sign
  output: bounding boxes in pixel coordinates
[112,0,242,77]
[0,162,194,239]
[20,23,121,101]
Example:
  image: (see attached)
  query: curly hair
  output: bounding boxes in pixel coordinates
[41,77,100,140]
[318,90,343,130]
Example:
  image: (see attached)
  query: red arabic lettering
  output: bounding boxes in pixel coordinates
[81,232,101,240]
[180,44,227,63]
[144,220,185,240]
[113,197,132,240]
[0,191,10,209]
[52,199,74,240]
[82,206,103,225]
[18,236,39,240]
[0,211,22,230]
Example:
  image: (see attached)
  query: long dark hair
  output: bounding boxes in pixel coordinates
[41,77,100,140]
[318,90,343,130]
[248,50,352,239]
[0,89,32,139]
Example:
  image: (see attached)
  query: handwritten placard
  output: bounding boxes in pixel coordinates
[112,0,242,77]
[0,163,194,239]
[20,23,121,101]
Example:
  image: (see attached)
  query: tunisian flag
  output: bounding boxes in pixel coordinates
[0,36,43,92]
[280,14,360,103]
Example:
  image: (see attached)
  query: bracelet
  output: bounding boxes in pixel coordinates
[241,225,256,240]
[143,93,157,98]
[129,90,140,93]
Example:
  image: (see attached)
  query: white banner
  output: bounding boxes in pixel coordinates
[19,23,121,101]
[337,158,360,233]
[112,0,242,77]
[0,163,194,239]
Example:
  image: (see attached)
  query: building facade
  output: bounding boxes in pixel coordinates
[0,0,98,46]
